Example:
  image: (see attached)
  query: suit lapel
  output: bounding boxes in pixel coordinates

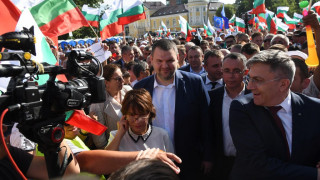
[290,92,304,159]
[174,71,186,136]
[143,75,155,96]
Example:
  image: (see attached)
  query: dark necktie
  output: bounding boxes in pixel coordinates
[268,106,290,158]
[210,82,218,90]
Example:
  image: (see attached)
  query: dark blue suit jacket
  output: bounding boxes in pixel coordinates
[134,70,211,179]
[178,64,191,72]
[229,92,320,180]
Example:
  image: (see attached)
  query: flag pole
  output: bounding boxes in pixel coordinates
[88,23,99,40]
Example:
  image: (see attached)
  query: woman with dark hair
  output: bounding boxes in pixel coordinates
[105,89,174,153]
[90,64,132,149]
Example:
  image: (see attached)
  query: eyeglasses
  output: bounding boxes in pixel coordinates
[126,114,149,121]
[110,76,124,82]
[248,77,281,86]
[223,69,244,75]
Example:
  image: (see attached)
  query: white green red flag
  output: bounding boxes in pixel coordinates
[266,10,277,34]
[311,1,320,15]
[283,13,298,29]
[82,4,100,27]
[207,19,216,35]
[252,0,266,14]
[293,13,303,23]
[99,0,124,40]
[22,0,88,37]
[276,20,289,32]
[179,15,193,42]
[0,0,21,36]
[15,9,57,85]
[117,0,146,25]
[161,21,168,32]
[235,17,246,33]
[203,24,212,36]
[229,14,235,26]
[276,6,289,18]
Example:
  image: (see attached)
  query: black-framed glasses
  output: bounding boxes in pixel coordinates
[110,76,124,82]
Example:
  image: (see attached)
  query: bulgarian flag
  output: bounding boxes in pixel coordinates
[161,21,168,32]
[26,0,88,37]
[293,13,303,23]
[259,22,267,31]
[266,10,277,34]
[235,17,246,33]
[203,24,212,36]
[117,0,146,25]
[276,7,289,18]
[258,13,267,24]
[0,0,21,36]
[15,9,58,85]
[179,15,193,42]
[229,14,235,26]
[312,1,320,15]
[252,0,266,14]
[276,20,289,32]
[100,0,124,40]
[283,13,298,30]
[207,19,216,35]
[82,4,100,27]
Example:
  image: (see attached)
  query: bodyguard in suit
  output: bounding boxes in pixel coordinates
[179,46,206,76]
[201,50,224,92]
[208,53,251,179]
[113,45,136,71]
[134,39,212,180]
[229,50,320,180]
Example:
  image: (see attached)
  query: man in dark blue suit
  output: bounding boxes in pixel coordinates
[134,39,212,180]
[229,50,320,180]
[179,46,206,76]
[208,53,251,179]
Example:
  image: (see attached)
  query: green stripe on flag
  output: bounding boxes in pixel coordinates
[118,5,144,18]
[99,9,123,30]
[253,0,264,8]
[82,12,99,21]
[30,0,76,27]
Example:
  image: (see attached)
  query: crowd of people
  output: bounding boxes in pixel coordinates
[1,9,320,180]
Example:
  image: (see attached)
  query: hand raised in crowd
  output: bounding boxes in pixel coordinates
[303,10,320,30]
[117,116,129,136]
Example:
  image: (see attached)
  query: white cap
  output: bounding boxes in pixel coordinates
[287,50,308,60]
[215,37,223,42]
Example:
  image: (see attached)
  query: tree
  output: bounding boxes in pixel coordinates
[215,4,236,19]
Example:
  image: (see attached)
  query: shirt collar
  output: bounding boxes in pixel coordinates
[128,124,152,142]
[190,66,205,75]
[223,84,246,98]
[278,92,292,114]
[205,76,223,85]
[153,74,175,88]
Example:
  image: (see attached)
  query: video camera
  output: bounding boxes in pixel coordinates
[0,27,106,151]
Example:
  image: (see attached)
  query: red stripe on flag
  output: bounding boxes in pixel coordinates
[39,7,88,37]
[252,4,266,14]
[118,12,146,25]
[0,0,21,36]
[84,21,99,28]
[100,22,124,40]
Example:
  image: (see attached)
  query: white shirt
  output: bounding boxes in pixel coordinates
[303,76,320,98]
[152,75,176,143]
[190,66,206,76]
[275,92,293,154]
[204,76,223,92]
[131,79,138,87]
[222,85,246,156]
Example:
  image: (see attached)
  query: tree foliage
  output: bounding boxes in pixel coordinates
[215,4,236,19]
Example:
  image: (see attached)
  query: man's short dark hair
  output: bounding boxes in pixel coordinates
[172,39,181,45]
[292,58,309,80]
[200,40,209,46]
[225,35,236,41]
[121,45,133,55]
[133,61,148,78]
[251,32,263,40]
[151,39,177,56]
[241,43,260,55]
[223,52,247,69]
[204,50,224,65]
[188,46,203,55]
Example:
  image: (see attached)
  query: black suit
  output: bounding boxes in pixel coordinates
[134,70,211,180]
[208,86,251,179]
[229,92,320,180]
[178,64,191,72]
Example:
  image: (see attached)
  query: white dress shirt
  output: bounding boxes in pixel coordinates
[204,76,223,92]
[152,75,176,143]
[275,92,292,154]
[190,66,206,76]
[222,85,246,156]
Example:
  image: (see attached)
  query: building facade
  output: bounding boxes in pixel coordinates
[128,0,222,38]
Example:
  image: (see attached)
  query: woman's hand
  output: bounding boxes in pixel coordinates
[118,116,129,136]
